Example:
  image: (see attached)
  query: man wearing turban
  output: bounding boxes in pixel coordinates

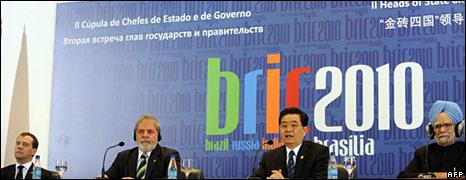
[398,100,465,178]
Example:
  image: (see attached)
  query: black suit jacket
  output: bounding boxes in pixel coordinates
[0,164,59,179]
[254,141,329,179]
[398,141,465,178]
[105,144,183,179]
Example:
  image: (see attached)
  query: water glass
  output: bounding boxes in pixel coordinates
[343,155,356,179]
[181,158,193,178]
[54,160,68,177]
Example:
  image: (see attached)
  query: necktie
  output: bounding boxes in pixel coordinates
[16,165,24,179]
[136,153,147,179]
[287,151,295,178]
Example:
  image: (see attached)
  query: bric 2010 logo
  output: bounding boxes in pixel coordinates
[206,53,311,136]
[204,52,425,154]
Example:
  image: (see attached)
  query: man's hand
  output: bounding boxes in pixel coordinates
[267,169,284,179]
[95,174,109,179]
[433,172,447,178]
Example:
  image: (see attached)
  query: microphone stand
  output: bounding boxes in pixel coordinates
[250,140,273,179]
[419,138,435,178]
[101,142,125,178]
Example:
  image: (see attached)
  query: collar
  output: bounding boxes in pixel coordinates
[16,160,33,170]
[138,144,159,159]
[286,143,302,156]
[433,141,462,150]
[138,149,152,159]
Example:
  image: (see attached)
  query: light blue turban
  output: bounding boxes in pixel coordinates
[428,100,463,124]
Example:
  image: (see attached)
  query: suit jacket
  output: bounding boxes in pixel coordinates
[398,141,465,178]
[105,144,184,179]
[0,164,59,179]
[254,141,329,179]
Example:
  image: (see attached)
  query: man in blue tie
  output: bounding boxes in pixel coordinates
[254,107,329,179]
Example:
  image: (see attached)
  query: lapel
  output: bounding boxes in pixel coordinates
[127,148,139,178]
[294,142,309,178]
[6,165,16,179]
[275,146,288,178]
[145,144,162,178]
[24,165,33,179]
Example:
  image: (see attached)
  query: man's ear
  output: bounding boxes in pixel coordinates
[305,126,311,134]
[32,148,37,157]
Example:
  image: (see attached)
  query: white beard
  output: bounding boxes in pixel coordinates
[435,135,455,147]
[138,143,156,153]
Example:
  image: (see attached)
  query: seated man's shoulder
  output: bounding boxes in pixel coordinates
[264,146,283,155]
[41,168,55,174]
[414,144,429,154]
[117,147,138,157]
[1,164,15,170]
[1,164,15,177]
[41,168,60,179]
[161,146,180,155]
[304,141,328,151]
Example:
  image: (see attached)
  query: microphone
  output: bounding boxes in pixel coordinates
[101,141,125,178]
[424,139,430,174]
[420,136,435,178]
[251,140,274,178]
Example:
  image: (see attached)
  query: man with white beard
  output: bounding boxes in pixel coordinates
[105,115,182,179]
[398,100,465,178]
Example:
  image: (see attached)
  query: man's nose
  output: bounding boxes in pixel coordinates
[142,132,150,137]
[438,128,449,134]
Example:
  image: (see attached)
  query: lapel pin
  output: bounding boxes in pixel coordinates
[300,155,304,159]
[153,159,157,163]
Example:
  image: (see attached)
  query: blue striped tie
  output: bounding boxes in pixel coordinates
[136,153,147,179]
[287,151,295,178]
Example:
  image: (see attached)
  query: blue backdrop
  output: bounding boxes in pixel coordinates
[49,1,464,178]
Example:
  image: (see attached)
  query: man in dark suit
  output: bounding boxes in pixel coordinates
[105,114,183,179]
[254,107,329,179]
[1,132,58,179]
[398,100,465,178]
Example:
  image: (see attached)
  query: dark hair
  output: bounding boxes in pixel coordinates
[18,132,39,149]
[279,107,309,126]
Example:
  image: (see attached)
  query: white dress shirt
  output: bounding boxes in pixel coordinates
[15,160,33,179]
[286,143,302,166]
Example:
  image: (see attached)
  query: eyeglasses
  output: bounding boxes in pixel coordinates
[434,123,454,130]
